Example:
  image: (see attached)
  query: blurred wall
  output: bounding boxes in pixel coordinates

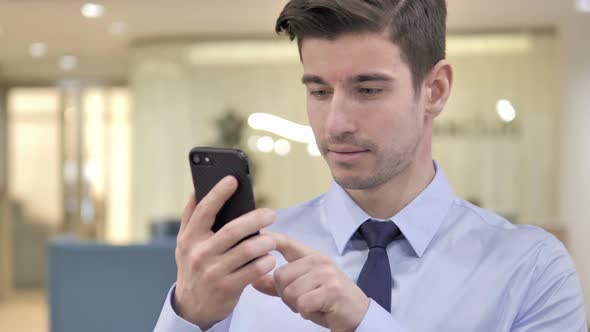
[560,17,590,319]
[129,41,331,241]
[0,87,5,200]
[7,88,63,229]
[128,33,561,242]
[0,86,12,299]
[437,32,559,228]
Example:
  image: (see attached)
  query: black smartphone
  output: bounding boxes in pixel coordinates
[189,147,256,233]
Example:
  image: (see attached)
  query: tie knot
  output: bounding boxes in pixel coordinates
[358,220,401,249]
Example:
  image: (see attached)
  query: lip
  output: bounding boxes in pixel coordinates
[327,145,368,153]
[327,148,369,163]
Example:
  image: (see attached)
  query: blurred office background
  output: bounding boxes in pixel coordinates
[0,0,589,331]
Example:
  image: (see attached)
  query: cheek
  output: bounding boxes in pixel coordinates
[364,99,403,131]
[306,92,334,117]
[306,104,325,136]
[366,100,419,142]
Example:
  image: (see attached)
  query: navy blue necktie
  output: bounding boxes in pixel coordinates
[356,220,402,312]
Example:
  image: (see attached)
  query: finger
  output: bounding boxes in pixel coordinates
[207,208,275,255]
[179,192,196,235]
[186,176,238,236]
[228,254,276,290]
[264,231,317,262]
[272,255,318,292]
[281,270,323,313]
[252,274,279,297]
[214,234,276,275]
[296,287,328,325]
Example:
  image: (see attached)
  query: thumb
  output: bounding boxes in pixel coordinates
[252,274,279,297]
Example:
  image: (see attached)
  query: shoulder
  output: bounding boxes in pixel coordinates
[451,202,586,329]
[448,199,580,305]
[450,198,570,265]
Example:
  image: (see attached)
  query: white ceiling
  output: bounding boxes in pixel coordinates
[0,0,586,82]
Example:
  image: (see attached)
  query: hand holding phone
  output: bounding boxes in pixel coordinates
[173,147,277,330]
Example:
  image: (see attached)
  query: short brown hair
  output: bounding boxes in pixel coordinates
[275,0,447,92]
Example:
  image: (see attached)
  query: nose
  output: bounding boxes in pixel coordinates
[324,90,357,137]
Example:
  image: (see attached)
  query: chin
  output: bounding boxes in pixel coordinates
[332,173,381,190]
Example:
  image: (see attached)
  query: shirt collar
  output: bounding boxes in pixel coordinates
[324,160,456,257]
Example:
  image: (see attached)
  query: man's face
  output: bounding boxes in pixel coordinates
[301,32,426,190]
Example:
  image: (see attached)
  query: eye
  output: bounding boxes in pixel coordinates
[358,88,384,96]
[309,89,332,99]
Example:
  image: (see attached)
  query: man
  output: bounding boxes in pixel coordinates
[155,0,588,331]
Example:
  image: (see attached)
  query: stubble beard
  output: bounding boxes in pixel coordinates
[321,125,422,191]
[331,138,420,190]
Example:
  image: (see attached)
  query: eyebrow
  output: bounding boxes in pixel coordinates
[301,73,395,85]
[301,75,327,85]
[352,73,394,83]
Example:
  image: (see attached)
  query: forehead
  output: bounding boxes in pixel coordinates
[300,32,408,83]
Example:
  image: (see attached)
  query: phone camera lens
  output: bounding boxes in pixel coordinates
[192,154,201,165]
[204,157,211,164]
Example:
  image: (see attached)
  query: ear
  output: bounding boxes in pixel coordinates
[422,59,453,120]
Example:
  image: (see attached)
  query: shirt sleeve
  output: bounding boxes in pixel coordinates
[153,284,233,332]
[510,240,588,332]
[354,299,410,332]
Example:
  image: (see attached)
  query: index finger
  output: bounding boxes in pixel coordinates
[263,231,317,262]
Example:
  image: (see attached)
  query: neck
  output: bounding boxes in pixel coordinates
[345,124,436,220]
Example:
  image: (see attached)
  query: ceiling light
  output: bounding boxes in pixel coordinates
[81,3,105,18]
[248,135,261,151]
[496,99,517,123]
[248,113,315,143]
[274,139,291,156]
[29,42,48,57]
[109,21,127,34]
[59,56,78,71]
[576,0,590,12]
[257,136,275,153]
